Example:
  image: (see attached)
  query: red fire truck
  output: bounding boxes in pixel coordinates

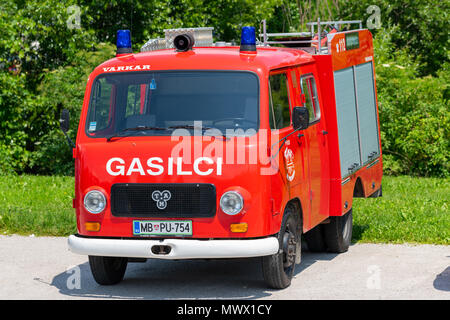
[63,20,382,289]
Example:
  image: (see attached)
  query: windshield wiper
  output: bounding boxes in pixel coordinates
[168,125,212,130]
[106,126,169,141]
[107,125,228,141]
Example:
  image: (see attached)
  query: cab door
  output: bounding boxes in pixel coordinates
[296,66,330,230]
[268,69,311,224]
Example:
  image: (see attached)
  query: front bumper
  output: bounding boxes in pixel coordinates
[68,234,279,260]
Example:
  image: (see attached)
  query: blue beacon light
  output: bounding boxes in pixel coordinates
[240,26,256,53]
[116,30,132,55]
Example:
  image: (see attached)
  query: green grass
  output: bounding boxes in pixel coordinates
[0,175,76,236]
[0,175,448,244]
[352,176,449,245]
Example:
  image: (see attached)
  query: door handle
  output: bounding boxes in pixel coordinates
[368,151,378,160]
[348,162,359,172]
[322,130,328,135]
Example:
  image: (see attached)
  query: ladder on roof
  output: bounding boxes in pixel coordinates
[259,18,363,54]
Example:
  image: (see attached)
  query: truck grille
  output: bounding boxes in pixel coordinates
[110,183,216,218]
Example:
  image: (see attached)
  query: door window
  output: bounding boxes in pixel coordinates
[300,76,321,123]
[269,73,291,129]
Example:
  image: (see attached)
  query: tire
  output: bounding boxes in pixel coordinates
[88,256,128,285]
[369,185,382,198]
[304,224,327,252]
[262,205,301,289]
[323,209,353,253]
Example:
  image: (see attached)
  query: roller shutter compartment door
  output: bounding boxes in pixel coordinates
[355,62,380,164]
[334,67,361,178]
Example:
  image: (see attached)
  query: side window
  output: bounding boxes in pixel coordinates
[125,84,143,117]
[300,76,321,123]
[87,78,113,134]
[269,73,291,129]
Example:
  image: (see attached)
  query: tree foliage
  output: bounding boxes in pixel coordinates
[339,0,450,76]
[29,43,115,175]
[81,0,278,45]
[0,0,96,86]
[0,0,448,177]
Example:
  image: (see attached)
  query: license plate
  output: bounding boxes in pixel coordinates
[133,220,192,236]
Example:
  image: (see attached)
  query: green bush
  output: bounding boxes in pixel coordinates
[0,144,15,175]
[0,72,39,173]
[28,43,115,175]
[373,29,449,177]
[29,131,75,176]
[0,0,95,175]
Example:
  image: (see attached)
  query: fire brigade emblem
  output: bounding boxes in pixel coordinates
[284,147,295,182]
[151,190,172,210]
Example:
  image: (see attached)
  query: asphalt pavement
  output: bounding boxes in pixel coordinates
[0,235,448,300]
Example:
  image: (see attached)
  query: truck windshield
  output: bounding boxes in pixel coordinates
[85,71,259,138]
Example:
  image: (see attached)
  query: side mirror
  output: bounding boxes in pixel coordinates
[60,109,70,133]
[59,108,75,148]
[292,106,309,130]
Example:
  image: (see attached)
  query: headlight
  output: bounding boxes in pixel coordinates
[84,190,106,214]
[220,191,244,215]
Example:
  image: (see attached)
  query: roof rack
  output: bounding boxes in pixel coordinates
[306,20,362,34]
[259,19,362,54]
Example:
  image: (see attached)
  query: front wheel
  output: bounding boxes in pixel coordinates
[262,206,301,289]
[88,256,128,285]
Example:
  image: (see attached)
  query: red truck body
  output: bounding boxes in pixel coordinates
[68,26,382,288]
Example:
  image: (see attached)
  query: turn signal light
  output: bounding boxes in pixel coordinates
[230,223,248,233]
[85,222,101,232]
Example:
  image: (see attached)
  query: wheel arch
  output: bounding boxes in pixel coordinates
[353,176,365,198]
[283,197,303,233]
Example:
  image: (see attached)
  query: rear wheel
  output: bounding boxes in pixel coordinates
[262,205,301,289]
[369,186,382,198]
[304,224,327,252]
[88,256,128,285]
[323,209,353,253]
